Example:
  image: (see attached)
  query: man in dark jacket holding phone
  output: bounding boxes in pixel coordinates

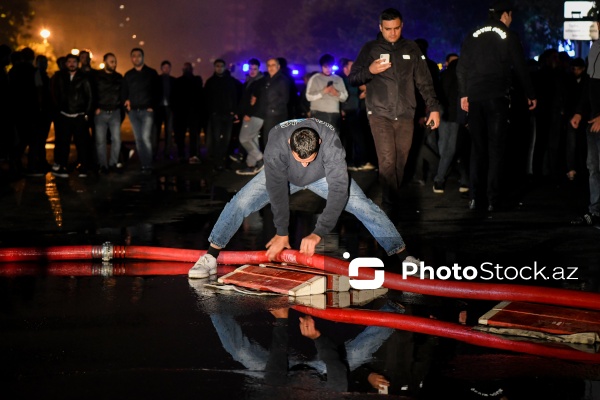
[349,8,440,217]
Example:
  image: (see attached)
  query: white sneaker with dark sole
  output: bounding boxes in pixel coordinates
[189,254,218,278]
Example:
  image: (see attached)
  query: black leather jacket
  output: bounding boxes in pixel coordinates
[53,69,93,115]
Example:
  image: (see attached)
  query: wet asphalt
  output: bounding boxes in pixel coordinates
[1,126,599,399]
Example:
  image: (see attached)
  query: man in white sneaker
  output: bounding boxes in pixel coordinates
[189,118,419,278]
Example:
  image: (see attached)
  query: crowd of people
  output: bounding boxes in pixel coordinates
[0,0,598,228]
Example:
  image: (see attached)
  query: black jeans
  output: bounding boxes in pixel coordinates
[468,97,510,206]
[341,109,365,166]
[54,114,93,169]
[173,111,201,158]
[207,112,233,168]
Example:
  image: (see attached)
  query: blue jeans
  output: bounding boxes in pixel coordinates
[239,116,264,167]
[95,110,122,168]
[128,109,154,168]
[434,120,459,184]
[587,127,600,215]
[208,171,405,255]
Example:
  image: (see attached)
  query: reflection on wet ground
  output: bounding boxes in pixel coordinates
[1,157,600,399]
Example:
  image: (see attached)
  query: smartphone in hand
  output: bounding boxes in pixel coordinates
[380,54,390,64]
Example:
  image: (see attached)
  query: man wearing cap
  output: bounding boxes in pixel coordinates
[457,0,536,211]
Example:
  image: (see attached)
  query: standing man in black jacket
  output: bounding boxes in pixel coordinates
[122,48,159,173]
[256,58,289,146]
[94,53,123,173]
[172,62,204,163]
[154,60,175,159]
[457,0,536,211]
[204,59,241,171]
[349,8,440,217]
[51,53,93,178]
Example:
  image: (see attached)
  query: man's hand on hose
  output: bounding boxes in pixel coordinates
[265,235,291,260]
[300,233,321,256]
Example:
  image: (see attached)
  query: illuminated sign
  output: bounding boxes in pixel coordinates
[564,1,594,19]
[564,20,597,40]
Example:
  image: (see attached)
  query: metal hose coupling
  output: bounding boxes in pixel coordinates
[101,242,114,262]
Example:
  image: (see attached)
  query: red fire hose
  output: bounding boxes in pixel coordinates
[292,305,600,363]
[0,244,599,311]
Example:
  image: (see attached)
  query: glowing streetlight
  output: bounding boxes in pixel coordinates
[40,29,50,43]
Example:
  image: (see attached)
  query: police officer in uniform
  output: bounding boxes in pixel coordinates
[457,0,536,211]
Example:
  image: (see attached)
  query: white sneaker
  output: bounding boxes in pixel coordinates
[402,256,431,278]
[189,254,217,278]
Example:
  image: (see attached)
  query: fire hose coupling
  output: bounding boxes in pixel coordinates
[101,242,114,262]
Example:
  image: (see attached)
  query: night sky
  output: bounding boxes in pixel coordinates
[35,0,255,78]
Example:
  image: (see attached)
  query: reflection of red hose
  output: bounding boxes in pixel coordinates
[0,262,238,277]
[1,245,600,310]
[293,305,600,363]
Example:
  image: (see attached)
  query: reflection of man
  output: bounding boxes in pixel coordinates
[457,0,536,211]
[189,118,418,278]
[122,48,159,173]
[570,19,600,227]
[349,8,440,216]
[266,309,348,392]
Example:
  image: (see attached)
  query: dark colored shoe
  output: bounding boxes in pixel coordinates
[571,213,600,226]
[98,167,109,175]
[254,159,264,173]
[141,167,153,175]
[433,181,445,194]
